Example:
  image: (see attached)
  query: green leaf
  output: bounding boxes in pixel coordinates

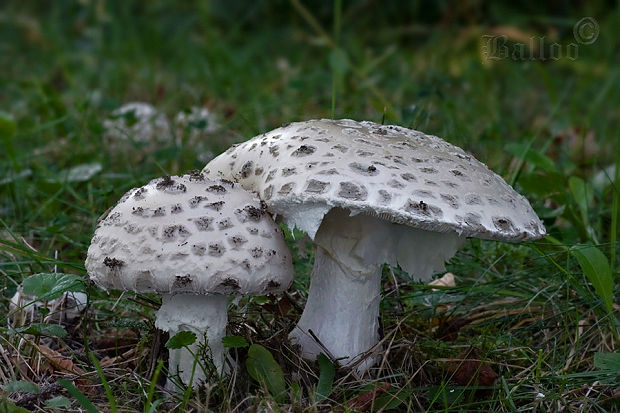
[246,344,286,402]
[316,354,335,402]
[222,335,249,348]
[58,379,98,413]
[572,245,614,313]
[519,171,565,197]
[45,396,72,409]
[38,307,51,317]
[593,352,620,372]
[22,273,86,300]
[2,380,40,394]
[13,323,67,338]
[505,143,556,172]
[165,331,196,349]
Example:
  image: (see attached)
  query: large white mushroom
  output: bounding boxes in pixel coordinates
[203,119,546,371]
[85,172,293,387]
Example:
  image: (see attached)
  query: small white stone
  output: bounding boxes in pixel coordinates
[103,102,172,144]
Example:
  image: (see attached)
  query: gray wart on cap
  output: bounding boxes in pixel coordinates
[203,118,545,242]
[85,172,293,387]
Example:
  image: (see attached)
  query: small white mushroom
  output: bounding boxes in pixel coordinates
[103,102,172,144]
[85,172,293,388]
[9,288,87,326]
[203,119,546,371]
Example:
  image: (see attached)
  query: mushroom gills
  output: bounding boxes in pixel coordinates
[316,208,465,281]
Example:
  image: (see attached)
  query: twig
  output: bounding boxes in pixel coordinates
[308,329,339,366]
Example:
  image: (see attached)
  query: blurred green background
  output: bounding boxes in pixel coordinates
[2,0,618,244]
[1,0,617,155]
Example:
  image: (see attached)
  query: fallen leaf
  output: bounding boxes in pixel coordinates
[429,272,457,313]
[38,345,85,376]
[429,272,456,289]
[445,348,498,387]
[99,347,139,368]
[345,382,391,412]
[37,345,96,396]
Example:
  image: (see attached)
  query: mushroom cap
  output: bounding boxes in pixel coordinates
[203,119,545,242]
[103,102,172,143]
[85,172,293,295]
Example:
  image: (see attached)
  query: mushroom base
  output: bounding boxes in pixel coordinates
[155,293,227,389]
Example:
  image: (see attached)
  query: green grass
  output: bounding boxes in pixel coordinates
[1,1,619,411]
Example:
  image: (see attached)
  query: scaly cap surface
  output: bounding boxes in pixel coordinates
[204,119,546,241]
[86,172,293,294]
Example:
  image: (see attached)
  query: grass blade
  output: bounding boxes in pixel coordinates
[144,360,164,413]
[593,352,620,371]
[58,378,98,413]
[89,353,117,413]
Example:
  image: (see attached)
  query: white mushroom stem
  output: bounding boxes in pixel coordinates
[155,293,227,388]
[290,245,382,371]
[289,208,465,372]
